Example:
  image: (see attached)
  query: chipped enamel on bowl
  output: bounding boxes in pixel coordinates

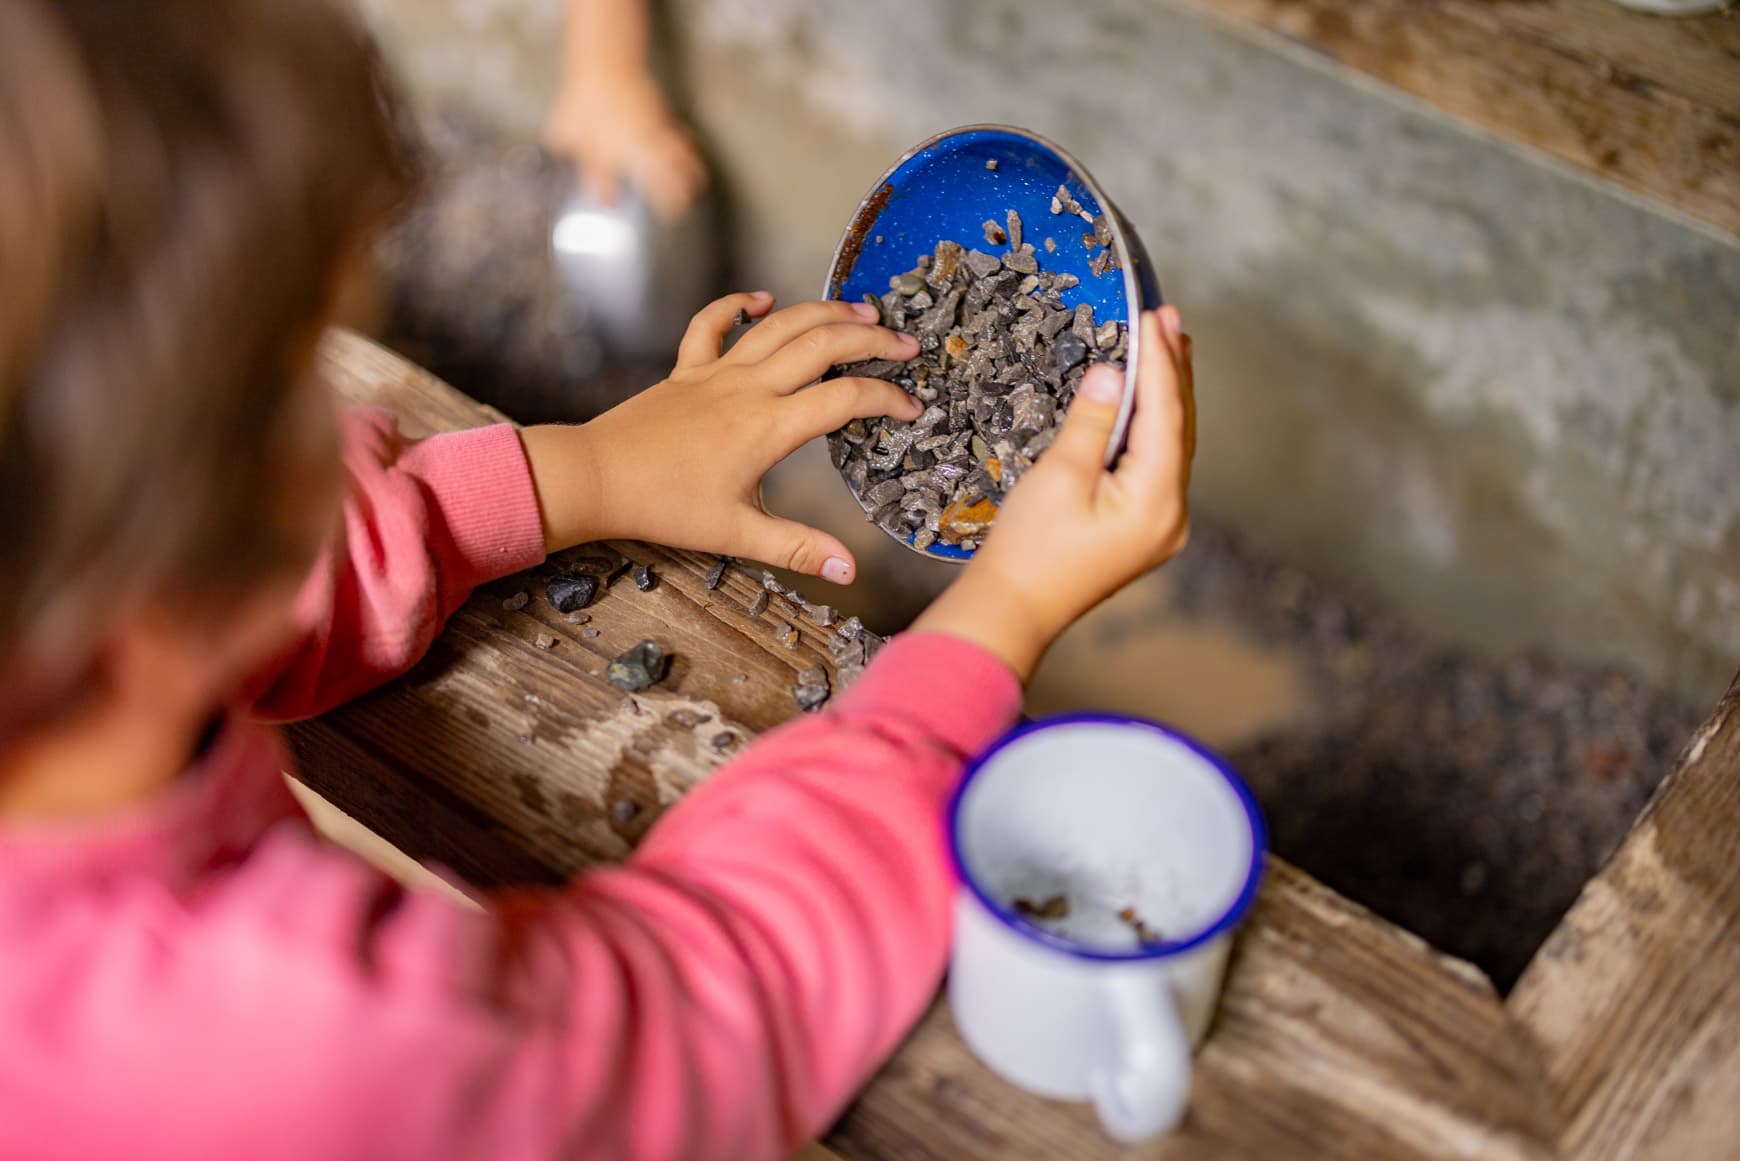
[824,124,1164,562]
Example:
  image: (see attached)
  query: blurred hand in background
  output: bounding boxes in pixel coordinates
[543,0,706,221]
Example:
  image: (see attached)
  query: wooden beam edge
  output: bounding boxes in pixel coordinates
[1159,0,1740,244]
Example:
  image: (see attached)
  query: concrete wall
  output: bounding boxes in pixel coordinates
[360,0,1740,703]
[356,0,562,138]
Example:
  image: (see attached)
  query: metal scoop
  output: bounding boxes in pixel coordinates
[549,175,719,359]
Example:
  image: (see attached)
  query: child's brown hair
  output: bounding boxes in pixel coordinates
[0,0,414,738]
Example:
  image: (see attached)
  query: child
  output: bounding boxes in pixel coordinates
[0,1,1194,1158]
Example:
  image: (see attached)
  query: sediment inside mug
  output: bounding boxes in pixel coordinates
[949,715,1266,959]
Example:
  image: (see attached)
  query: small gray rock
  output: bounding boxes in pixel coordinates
[1053,331,1089,376]
[547,574,598,613]
[890,272,926,296]
[962,249,1003,280]
[864,479,906,509]
[607,640,669,691]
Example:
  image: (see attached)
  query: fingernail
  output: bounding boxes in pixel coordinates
[1162,308,1182,340]
[897,331,919,348]
[851,302,879,321]
[822,557,853,585]
[749,290,773,302]
[1079,365,1122,404]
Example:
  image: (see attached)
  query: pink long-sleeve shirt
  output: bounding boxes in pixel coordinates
[0,409,1022,1161]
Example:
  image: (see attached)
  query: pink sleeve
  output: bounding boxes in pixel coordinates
[247,408,547,720]
[553,633,1024,1154]
[476,634,1020,1156]
[5,636,1020,1161]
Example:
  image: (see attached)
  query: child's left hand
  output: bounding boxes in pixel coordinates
[520,291,922,583]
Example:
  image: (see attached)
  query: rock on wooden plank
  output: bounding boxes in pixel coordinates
[547,573,598,613]
[607,640,669,691]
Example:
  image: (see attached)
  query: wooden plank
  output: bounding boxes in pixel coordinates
[1510,668,1740,1161]
[286,776,482,907]
[832,860,1555,1161]
[317,327,514,437]
[1488,0,1740,116]
[289,535,838,878]
[1165,0,1740,240]
[303,330,1560,1160]
[295,330,842,882]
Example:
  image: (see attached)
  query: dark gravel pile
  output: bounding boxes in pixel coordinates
[1165,521,1704,990]
[832,231,1127,553]
[374,109,666,425]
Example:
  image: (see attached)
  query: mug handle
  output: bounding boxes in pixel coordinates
[1087,972,1193,1143]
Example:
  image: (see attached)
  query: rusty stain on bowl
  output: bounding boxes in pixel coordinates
[828,182,896,301]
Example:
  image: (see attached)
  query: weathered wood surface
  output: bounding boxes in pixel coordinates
[294,331,845,883]
[1166,0,1740,240]
[1510,668,1740,1161]
[298,329,1560,1160]
[837,862,1555,1161]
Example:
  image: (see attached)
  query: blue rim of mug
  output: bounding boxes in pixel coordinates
[945,712,1268,962]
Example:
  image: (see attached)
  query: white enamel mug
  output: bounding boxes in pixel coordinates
[946,714,1266,1143]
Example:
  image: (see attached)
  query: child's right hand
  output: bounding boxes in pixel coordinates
[911,307,1195,680]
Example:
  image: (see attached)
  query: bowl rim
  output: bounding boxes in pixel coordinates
[945,711,1268,963]
[821,123,1145,561]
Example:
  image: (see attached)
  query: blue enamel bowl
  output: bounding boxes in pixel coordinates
[823,123,1164,562]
